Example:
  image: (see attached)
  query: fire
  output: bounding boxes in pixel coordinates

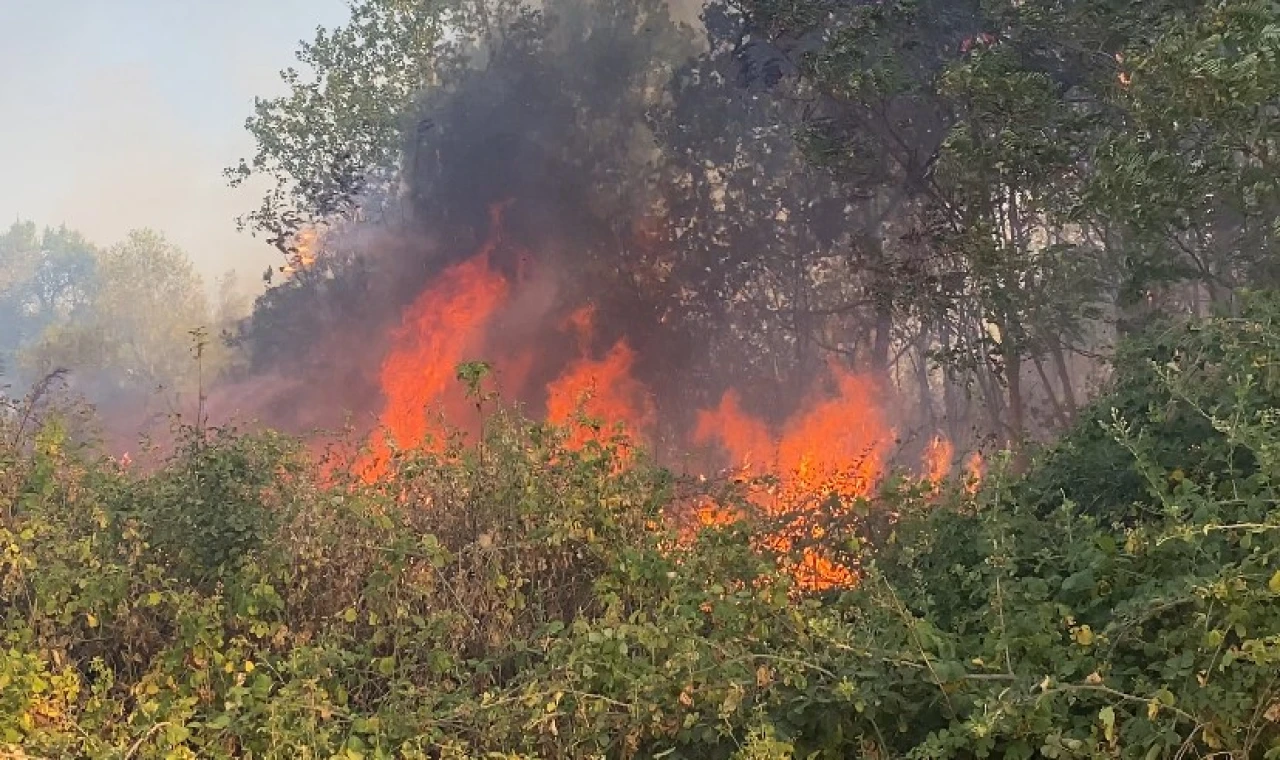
[692,390,773,473]
[773,370,887,501]
[282,226,320,276]
[545,339,655,451]
[543,302,655,452]
[361,216,512,478]
[922,435,953,492]
[691,367,890,590]
[346,199,984,591]
[695,368,889,503]
[378,253,508,450]
[964,451,985,494]
[561,303,596,353]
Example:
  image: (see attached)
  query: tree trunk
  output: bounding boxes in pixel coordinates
[1032,353,1070,429]
[915,329,936,430]
[871,301,893,376]
[1005,347,1030,473]
[1049,337,1078,419]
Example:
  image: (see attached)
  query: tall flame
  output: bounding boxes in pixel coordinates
[377,253,508,450]
[361,212,512,478]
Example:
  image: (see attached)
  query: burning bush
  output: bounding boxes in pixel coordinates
[2,301,1280,758]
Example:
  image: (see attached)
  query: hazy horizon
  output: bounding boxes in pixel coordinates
[0,0,350,285]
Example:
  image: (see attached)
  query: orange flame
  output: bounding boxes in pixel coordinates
[344,199,979,593]
[693,390,774,474]
[281,226,320,276]
[691,367,890,590]
[378,254,508,449]
[361,219,511,479]
[695,368,889,502]
[922,435,953,492]
[775,370,887,501]
[964,451,985,494]
[545,339,655,451]
[561,303,597,354]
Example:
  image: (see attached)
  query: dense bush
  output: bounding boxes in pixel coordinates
[2,302,1279,758]
[1021,291,1280,523]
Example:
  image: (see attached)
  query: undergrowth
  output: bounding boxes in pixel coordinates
[2,296,1280,759]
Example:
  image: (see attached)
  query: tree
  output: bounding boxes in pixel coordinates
[230,0,699,379]
[227,0,529,251]
[21,230,213,403]
[647,2,890,419]
[0,221,98,377]
[719,0,1280,447]
[1083,0,1280,318]
[230,0,1280,455]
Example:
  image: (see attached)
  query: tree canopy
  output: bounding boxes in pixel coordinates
[1,222,248,417]
[227,0,1280,452]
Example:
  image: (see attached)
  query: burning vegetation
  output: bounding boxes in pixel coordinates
[8,0,1280,756]
[210,3,1020,585]
[203,0,1004,593]
[292,197,971,590]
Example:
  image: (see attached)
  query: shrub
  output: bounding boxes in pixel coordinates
[1022,290,1280,523]
[0,300,1278,758]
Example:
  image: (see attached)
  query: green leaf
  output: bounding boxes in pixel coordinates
[377,657,395,676]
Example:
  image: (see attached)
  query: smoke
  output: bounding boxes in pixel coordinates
[213,0,935,482]
[221,0,702,434]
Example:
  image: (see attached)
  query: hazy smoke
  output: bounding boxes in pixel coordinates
[223,0,711,440]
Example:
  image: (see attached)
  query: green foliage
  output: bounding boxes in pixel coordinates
[226,0,464,240]
[0,221,98,374]
[117,425,306,583]
[1025,290,1280,521]
[2,301,1280,757]
[1082,0,1280,297]
[4,225,233,416]
[724,0,1280,440]
[228,0,694,244]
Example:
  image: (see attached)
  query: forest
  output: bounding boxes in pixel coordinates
[2,0,1280,756]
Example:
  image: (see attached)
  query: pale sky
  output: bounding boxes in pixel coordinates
[0,1,351,283]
